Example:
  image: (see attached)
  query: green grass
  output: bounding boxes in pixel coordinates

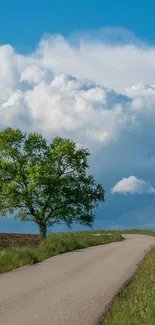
[117,229,155,237]
[0,232,123,274]
[89,229,155,237]
[103,246,155,325]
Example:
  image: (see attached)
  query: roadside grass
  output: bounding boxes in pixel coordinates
[90,229,155,237]
[117,229,155,237]
[0,232,123,274]
[103,246,155,325]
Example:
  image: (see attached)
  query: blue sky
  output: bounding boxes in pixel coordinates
[1,0,155,49]
[1,0,155,234]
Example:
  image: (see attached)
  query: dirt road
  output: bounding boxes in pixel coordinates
[0,234,154,325]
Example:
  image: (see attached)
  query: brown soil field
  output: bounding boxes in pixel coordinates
[0,233,41,249]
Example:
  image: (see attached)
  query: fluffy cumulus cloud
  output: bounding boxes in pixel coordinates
[111,176,155,194]
[2,28,155,230]
[35,28,155,92]
[1,30,155,145]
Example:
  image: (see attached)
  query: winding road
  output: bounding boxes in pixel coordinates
[0,234,155,325]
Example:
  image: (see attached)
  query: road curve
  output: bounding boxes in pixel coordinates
[0,234,155,325]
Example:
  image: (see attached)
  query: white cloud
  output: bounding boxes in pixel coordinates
[0,69,133,146]
[33,29,155,92]
[126,83,155,98]
[0,30,155,165]
[111,176,155,194]
[1,28,155,228]
[20,64,49,85]
[0,31,155,181]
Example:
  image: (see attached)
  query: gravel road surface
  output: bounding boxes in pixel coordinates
[0,234,155,325]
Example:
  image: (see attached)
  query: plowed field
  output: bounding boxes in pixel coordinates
[0,233,40,249]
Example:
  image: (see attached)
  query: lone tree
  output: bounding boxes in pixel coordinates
[0,128,105,239]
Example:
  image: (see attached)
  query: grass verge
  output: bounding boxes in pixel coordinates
[0,232,123,274]
[103,246,155,325]
[90,229,155,237]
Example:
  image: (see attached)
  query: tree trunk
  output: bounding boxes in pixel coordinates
[39,223,47,240]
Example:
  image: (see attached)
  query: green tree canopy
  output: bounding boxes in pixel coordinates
[0,128,105,239]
